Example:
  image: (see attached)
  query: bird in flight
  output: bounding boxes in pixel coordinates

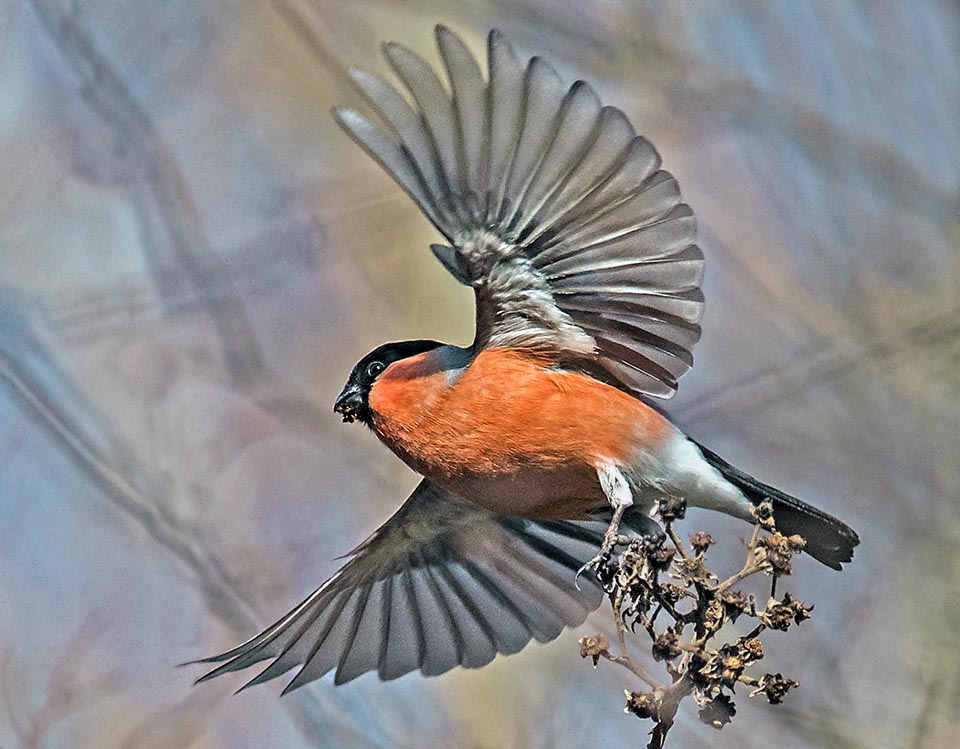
[196,25,858,693]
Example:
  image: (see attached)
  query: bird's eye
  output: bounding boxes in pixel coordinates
[366,361,385,378]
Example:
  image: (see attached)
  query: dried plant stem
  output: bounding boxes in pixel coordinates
[580,499,810,748]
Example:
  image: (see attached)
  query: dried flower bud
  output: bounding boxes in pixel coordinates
[689,531,714,553]
[624,690,660,721]
[721,589,751,622]
[637,533,675,572]
[761,593,813,631]
[749,673,800,704]
[657,583,685,606]
[783,592,814,624]
[753,500,775,524]
[688,650,712,690]
[651,629,683,662]
[656,495,687,522]
[698,692,736,729]
[718,646,745,686]
[739,637,764,663]
[673,556,715,586]
[756,532,804,575]
[579,634,610,667]
[704,598,725,631]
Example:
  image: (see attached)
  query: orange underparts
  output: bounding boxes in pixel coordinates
[367,348,674,519]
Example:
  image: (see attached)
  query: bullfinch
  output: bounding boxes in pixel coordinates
[195,25,858,693]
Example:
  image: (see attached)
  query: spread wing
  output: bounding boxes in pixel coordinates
[334,26,703,398]
[195,480,658,691]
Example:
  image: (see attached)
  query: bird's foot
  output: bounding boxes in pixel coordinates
[575,520,630,589]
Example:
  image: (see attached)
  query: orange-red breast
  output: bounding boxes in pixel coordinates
[196,25,858,692]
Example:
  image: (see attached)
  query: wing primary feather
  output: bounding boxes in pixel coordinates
[491,531,601,621]
[332,107,449,237]
[194,572,347,682]
[376,572,394,674]
[500,56,566,232]
[346,69,458,228]
[383,42,470,228]
[577,318,694,366]
[555,287,704,318]
[498,523,586,576]
[510,80,603,241]
[281,588,362,695]
[333,582,376,685]
[433,563,498,654]
[521,106,636,248]
[534,135,664,256]
[561,295,702,328]
[508,517,601,547]
[378,565,422,680]
[420,563,467,666]
[538,174,683,262]
[473,554,565,642]
[486,29,526,226]
[234,588,352,692]
[436,25,488,212]
[401,560,428,673]
[458,558,536,640]
[594,336,682,386]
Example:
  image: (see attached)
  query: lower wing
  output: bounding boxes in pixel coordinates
[194,480,657,691]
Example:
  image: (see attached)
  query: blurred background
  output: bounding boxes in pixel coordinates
[1,1,958,747]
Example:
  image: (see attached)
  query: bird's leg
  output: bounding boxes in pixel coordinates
[576,463,634,586]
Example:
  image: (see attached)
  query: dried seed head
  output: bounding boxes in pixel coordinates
[721,589,752,622]
[749,673,800,705]
[688,650,711,690]
[704,598,725,631]
[624,690,660,721]
[755,532,805,576]
[578,634,610,667]
[761,593,813,631]
[651,629,683,662]
[689,531,715,554]
[698,692,736,730]
[656,495,687,522]
[753,500,775,525]
[673,556,715,586]
[739,637,764,663]
[657,582,685,606]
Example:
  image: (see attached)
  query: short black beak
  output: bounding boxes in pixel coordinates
[334,385,364,423]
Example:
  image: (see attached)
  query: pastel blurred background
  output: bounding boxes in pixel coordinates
[1,1,958,747]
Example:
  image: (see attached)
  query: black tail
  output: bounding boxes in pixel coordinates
[694,442,860,570]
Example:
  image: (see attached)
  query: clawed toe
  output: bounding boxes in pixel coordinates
[575,532,629,589]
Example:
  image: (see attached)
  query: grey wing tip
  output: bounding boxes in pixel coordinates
[346,66,369,84]
[488,28,507,45]
[330,106,355,124]
[280,672,311,697]
[383,39,415,64]
[525,55,562,87]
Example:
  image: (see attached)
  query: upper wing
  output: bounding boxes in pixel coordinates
[195,480,658,691]
[334,26,704,398]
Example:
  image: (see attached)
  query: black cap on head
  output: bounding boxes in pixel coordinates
[334,340,442,426]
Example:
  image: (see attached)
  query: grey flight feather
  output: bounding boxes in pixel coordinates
[335,25,704,399]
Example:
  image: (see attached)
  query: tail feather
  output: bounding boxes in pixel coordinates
[694,442,860,570]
